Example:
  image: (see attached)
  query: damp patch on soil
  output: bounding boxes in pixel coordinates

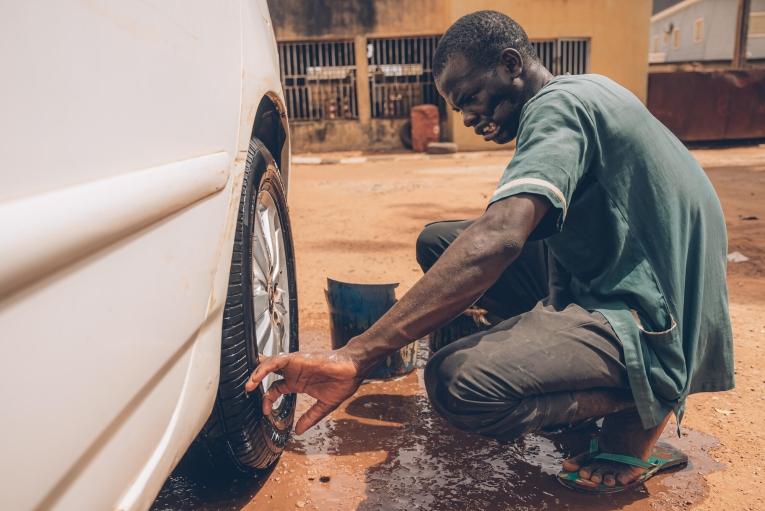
[154,337,723,511]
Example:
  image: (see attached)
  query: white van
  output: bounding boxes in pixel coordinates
[0,2,298,509]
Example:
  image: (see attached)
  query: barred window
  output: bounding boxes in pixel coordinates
[367,36,442,119]
[276,37,590,122]
[531,38,590,75]
[278,40,358,122]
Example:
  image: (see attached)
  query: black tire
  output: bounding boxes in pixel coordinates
[185,138,298,476]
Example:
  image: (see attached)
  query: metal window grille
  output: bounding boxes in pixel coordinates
[368,35,442,119]
[278,40,358,122]
[531,38,590,75]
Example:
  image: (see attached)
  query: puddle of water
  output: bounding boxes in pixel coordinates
[154,337,723,511]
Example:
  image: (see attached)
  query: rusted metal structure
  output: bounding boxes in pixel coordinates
[648,0,765,141]
[648,69,765,141]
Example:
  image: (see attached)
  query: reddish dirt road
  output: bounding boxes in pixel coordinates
[154,146,765,511]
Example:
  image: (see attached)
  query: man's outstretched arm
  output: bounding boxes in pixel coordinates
[343,193,549,372]
[245,193,550,434]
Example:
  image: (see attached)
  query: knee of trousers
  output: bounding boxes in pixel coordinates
[424,345,532,440]
[415,222,448,272]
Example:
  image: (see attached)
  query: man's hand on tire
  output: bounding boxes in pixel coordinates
[245,349,364,435]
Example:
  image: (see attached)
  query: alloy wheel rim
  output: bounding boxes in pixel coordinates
[252,189,291,408]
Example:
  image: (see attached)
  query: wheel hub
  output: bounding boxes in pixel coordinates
[266,279,274,311]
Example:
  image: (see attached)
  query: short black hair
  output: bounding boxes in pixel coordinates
[433,11,538,78]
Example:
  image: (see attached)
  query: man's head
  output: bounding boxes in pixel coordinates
[434,11,547,144]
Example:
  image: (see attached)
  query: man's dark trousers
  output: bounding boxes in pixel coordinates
[417,220,633,440]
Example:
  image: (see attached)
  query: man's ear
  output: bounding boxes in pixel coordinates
[500,48,523,78]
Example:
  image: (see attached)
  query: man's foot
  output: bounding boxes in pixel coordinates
[561,410,671,488]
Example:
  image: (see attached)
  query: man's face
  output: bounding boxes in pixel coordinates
[436,51,526,144]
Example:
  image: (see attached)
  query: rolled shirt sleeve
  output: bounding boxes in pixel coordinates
[489,89,595,239]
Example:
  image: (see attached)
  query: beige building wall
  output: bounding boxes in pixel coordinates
[447,0,652,150]
[270,0,448,40]
[269,0,651,152]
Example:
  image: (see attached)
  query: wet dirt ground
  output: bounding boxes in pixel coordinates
[153,146,765,511]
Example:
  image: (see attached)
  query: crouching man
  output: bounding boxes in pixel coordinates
[246,11,733,493]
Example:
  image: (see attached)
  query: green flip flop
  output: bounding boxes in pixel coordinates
[557,438,689,494]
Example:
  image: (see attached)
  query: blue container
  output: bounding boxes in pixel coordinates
[325,278,417,380]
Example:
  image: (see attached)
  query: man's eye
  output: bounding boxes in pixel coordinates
[466,94,477,104]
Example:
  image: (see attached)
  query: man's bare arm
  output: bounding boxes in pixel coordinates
[343,193,550,372]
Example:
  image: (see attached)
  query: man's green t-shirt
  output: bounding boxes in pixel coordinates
[489,74,734,429]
